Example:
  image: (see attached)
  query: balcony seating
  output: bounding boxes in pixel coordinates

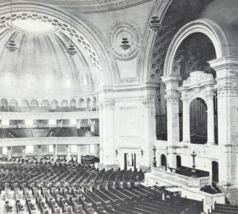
[211,203,238,214]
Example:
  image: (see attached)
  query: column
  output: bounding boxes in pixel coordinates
[77,145,81,164]
[53,145,57,162]
[66,145,70,162]
[90,120,95,133]
[76,120,81,129]
[99,100,115,169]
[209,57,238,187]
[7,146,11,161]
[161,75,180,168]
[205,90,215,145]
[22,146,26,159]
[181,93,190,143]
[142,97,156,168]
[38,145,42,159]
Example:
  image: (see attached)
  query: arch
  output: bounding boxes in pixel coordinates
[61,99,68,107]
[70,99,76,107]
[30,100,39,107]
[9,99,18,107]
[21,100,29,107]
[87,98,91,108]
[161,154,167,170]
[190,98,207,144]
[212,161,219,183]
[41,100,49,107]
[78,98,85,108]
[1,99,8,107]
[92,96,96,109]
[51,100,58,109]
[164,19,229,76]
[0,2,118,86]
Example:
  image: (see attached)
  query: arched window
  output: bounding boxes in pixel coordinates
[61,99,68,107]
[30,100,39,107]
[41,100,49,107]
[21,100,29,107]
[79,99,84,108]
[9,99,18,108]
[70,99,76,107]
[161,154,167,170]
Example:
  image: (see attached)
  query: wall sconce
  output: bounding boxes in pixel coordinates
[141,150,144,157]
[116,149,118,156]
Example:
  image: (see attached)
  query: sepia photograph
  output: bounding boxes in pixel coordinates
[0,0,237,213]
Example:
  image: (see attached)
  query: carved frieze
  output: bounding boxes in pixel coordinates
[100,101,116,110]
[216,82,238,95]
[165,94,180,103]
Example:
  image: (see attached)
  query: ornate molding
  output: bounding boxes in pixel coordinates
[100,101,116,110]
[205,91,215,100]
[142,98,156,108]
[165,94,180,103]
[108,20,140,61]
[216,83,238,95]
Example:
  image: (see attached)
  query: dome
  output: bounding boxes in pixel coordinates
[0,18,98,98]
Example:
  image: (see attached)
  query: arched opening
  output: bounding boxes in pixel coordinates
[1,99,8,111]
[61,100,68,107]
[87,98,91,109]
[79,99,84,108]
[212,161,219,183]
[21,100,29,107]
[70,99,76,108]
[30,100,39,107]
[9,99,18,108]
[50,100,58,110]
[176,155,182,168]
[161,154,167,170]
[190,98,207,144]
[41,100,49,108]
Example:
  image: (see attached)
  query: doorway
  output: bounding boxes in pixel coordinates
[212,161,219,183]
[124,153,136,171]
[176,155,182,168]
[161,154,167,170]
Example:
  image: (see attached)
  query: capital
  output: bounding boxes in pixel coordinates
[165,93,180,103]
[100,101,116,110]
[142,98,156,108]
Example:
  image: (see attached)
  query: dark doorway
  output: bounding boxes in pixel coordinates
[124,153,127,170]
[212,161,219,183]
[176,155,182,168]
[161,154,167,170]
[134,154,136,171]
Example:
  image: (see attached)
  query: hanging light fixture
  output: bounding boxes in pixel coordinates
[66,0,77,56]
[6,0,18,53]
[120,1,131,51]
[149,16,162,33]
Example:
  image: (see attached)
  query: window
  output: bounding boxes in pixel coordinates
[2,147,7,155]
[26,146,34,154]
[70,145,77,153]
[48,145,54,153]
[89,145,94,154]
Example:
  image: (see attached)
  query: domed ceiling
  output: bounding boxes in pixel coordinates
[0,17,98,98]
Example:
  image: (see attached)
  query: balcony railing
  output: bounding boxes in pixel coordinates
[150,167,211,188]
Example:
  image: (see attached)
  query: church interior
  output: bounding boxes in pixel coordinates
[0,0,238,213]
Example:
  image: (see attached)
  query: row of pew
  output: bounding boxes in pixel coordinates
[0,159,204,214]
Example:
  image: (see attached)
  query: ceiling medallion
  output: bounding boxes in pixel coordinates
[108,20,140,61]
[149,16,162,33]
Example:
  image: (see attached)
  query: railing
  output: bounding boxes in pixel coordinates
[150,167,211,187]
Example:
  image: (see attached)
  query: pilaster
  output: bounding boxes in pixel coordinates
[161,75,181,168]
[38,145,42,159]
[77,145,81,164]
[209,57,238,187]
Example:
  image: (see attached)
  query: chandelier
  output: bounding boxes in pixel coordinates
[120,38,131,51]
[6,40,18,53]
[67,44,77,56]
[6,0,18,53]
[66,0,77,56]
[149,16,162,33]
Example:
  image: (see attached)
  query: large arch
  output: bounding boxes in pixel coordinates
[163,19,229,76]
[0,2,118,87]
